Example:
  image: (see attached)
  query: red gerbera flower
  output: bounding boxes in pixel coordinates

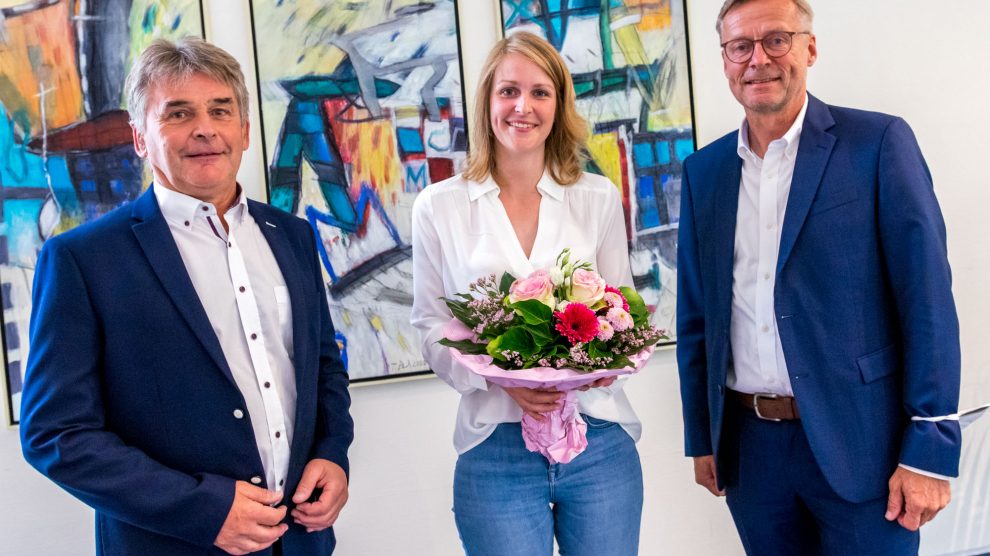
[554,303,600,345]
[605,285,629,311]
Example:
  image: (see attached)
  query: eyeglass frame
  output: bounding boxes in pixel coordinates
[720,31,812,64]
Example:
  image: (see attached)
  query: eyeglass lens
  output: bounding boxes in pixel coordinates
[724,32,794,63]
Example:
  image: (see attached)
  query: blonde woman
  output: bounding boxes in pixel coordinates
[411,32,643,555]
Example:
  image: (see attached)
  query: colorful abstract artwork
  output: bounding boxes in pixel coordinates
[0,0,204,424]
[250,0,467,381]
[502,0,695,342]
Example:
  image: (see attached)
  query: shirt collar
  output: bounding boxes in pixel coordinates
[467,170,564,202]
[737,93,809,161]
[154,182,247,227]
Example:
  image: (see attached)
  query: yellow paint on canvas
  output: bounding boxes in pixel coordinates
[612,24,650,68]
[370,314,384,332]
[624,0,672,31]
[339,117,402,201]
[0,0,83,131]
[587,133,623,195]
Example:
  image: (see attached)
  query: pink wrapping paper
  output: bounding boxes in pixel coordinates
[447,324,654,464]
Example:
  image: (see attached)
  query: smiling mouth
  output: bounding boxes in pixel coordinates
[746,76,780,85]
[507,121,536,129]
[186,152,224,158]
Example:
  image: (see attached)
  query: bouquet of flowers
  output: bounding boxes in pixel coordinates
[440,249,666,463]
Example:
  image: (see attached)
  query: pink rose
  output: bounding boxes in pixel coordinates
[568,269,606,306]
[509,269,556,308]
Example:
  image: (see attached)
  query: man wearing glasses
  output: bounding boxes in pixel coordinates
[676,0,960,553]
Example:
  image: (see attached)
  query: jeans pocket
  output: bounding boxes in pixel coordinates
[582,414,617,429]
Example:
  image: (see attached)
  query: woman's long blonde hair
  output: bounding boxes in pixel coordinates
[462,31,588,185]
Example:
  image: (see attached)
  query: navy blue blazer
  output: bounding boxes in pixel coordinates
[20,188,353,555]
[676,94,961,503]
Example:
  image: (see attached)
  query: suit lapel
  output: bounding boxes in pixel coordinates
[130,188,236,385]
[777,95,836,273]
[249,202,311,389]
[713,144,743,320]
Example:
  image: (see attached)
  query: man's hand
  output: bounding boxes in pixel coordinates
[693,455,725,497]
[214,481,287,555]
[885,466,951,531]
[503,386,564,421]
[291,459,349,533]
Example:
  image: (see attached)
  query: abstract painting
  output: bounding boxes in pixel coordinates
[0,0,204,424]
[501,0,696,342]
[249,0,467,382]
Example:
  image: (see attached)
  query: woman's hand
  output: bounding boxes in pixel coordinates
[577,376,617,391]
[503,387,564,421]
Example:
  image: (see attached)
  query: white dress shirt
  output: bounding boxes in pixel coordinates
[728,96,808,397]
[155,183,296,490]
[411,171,641,454]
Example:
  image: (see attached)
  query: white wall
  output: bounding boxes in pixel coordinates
[2,1,988,555]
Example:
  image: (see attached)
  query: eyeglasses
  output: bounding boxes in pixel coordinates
[721,31,811,63]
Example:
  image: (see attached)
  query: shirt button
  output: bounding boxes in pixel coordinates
[228,242,232,248]
[184,221,190,227]
[201,206,209,212]
[279,479,284,487]
[250,476,262,485]
[250,333,258,340]
[233,409,244,419]
[275,431,281,438]
[766,223,774,230]
[264,381,271,389]
[761,324,770,333]
[239,286,246,293]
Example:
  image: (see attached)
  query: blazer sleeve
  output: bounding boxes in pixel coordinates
[19,237,234,548]
[676,158,714,457]
[304,224,355,477]
[877,118,961,477]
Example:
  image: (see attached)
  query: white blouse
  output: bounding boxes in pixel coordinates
[410,170,642,454]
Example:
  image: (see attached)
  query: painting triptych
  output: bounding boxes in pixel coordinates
[0,0,694,424]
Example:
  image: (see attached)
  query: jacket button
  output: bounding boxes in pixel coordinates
[250,476,262,485]
[233,409,244,419]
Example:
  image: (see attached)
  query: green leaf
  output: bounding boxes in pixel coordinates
[511,299,553,325]
[524,322,554,344]
[499,272,516,295]
[498,327,538,357]
[619,286,650,325]
[438,338,490,355]
[486,335,507,361]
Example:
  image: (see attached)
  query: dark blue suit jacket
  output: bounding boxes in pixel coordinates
[20,188,354,555]
[677,94,961,503]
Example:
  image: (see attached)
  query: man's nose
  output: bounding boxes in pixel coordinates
[749,41,772,65]
[192,113,218,138]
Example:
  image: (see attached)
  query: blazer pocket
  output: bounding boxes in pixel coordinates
[857,344,900,383]
[810,187,860,215]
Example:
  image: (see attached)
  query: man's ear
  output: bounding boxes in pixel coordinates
[241,119,250,151]
[132,124,147,158]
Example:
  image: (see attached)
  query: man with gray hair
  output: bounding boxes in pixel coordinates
[677,0,960,553]
[20,37,353,555]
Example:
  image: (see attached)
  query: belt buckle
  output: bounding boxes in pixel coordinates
[753,393,781,422]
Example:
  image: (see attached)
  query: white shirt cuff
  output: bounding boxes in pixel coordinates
[898,464,951,481]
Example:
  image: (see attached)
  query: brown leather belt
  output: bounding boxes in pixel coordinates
[730,389,800,421]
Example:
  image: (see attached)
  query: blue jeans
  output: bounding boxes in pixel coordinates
[453,417,643,556]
